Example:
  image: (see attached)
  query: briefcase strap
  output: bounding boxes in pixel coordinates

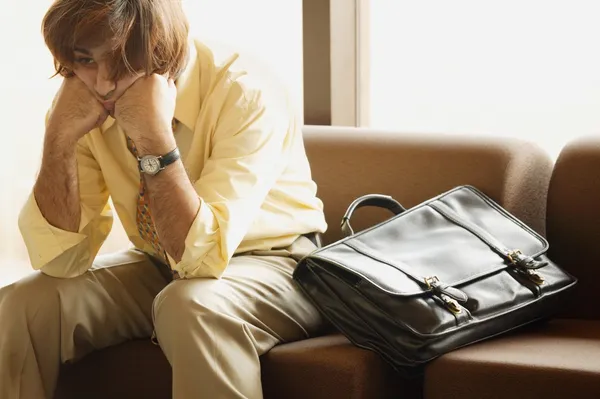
[429,201,548,288]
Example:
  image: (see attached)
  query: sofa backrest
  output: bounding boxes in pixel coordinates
[547,137,600,320]
[302,126,553,245]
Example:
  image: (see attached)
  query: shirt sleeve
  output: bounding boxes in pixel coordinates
[170,73,296,279]
[18,137,113,278]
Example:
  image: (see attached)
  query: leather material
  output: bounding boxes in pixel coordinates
[341,194,406,237]
[293,185,577,373]
[159,147,181,169]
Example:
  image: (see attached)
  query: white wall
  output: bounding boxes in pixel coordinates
[369,0,600,159]
[0,0,302,285]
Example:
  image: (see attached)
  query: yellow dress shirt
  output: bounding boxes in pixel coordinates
[18,39,327,279]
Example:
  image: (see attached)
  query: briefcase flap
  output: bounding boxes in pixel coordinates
[310,186,549,297]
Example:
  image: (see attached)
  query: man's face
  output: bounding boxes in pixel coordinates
[72,40,141,116]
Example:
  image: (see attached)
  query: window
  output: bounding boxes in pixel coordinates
[368,1,600,159]
[0,0,303,285]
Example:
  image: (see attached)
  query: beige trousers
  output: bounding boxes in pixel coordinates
[0,236,323,399]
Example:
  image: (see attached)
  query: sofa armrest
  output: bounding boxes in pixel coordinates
[547,136,600,319]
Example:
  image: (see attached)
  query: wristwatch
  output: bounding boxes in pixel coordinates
[137,147,181,176]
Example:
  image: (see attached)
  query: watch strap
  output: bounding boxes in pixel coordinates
[159,147,181,169]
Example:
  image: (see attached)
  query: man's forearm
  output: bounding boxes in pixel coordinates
[33,130,81,232]
[143,160,200,262]
[137,134,200,262]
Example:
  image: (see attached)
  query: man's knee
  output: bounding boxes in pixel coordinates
[152,279,231,332]
[0,272,64,315]
[0,272,69,347]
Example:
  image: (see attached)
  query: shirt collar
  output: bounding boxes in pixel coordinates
[173,40,200,132]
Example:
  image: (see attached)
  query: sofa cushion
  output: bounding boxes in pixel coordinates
[54,126,554,399]
[424,319,600,399]
[55,334,419,399]
[262,334,422,399]
[54,340,171,399]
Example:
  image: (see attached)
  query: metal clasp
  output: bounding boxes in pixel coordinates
[508,249,545,285]
[507,249,523,264]
[425,276,462,314]
[523,269,545,285]
[424,276,440,289]
[441,294,462,314]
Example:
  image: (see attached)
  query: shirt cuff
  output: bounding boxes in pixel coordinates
[18,193,89,270]
[168,199,226,279]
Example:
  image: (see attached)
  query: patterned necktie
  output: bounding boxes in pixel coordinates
[125,119,179,277]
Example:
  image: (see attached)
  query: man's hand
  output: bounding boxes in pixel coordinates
[46,77,108,142]
[35,76,104,233]
[114,74,177,154]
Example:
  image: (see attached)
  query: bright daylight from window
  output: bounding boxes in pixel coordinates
[369,1,600,159]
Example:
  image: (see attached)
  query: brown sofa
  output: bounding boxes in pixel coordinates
[55,125,574,399]
[424,136,600,399]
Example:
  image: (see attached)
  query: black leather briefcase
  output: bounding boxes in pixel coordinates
[293,185,577,373]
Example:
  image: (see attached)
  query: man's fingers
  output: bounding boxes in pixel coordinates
[96,109,110,128]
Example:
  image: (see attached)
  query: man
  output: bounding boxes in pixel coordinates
[0,0,327,398]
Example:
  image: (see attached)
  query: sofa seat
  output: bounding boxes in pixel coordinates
[55,334,415,399]
[424,319,600,399]
[261,334,421,399]
[55,340,172,399]
[54,126,554,398]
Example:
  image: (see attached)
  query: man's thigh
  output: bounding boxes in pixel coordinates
[222,253,323,341]
[0,249,168,362]
[153,247,323,351]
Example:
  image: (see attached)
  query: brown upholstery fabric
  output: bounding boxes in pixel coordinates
[424,319,600,399]
[423,136,600,399]
[56,335,420,399]
[55,340,171,399]
[547,136,600,320]
[261,334,422,399]
[302,126,553,243]
[53,126,554,399]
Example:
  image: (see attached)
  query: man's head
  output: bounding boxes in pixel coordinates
[42,0,189,111]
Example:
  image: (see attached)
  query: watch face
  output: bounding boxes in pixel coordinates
[140,156,161,175]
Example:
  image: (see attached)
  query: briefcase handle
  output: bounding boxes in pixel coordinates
[341,194,406,237]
